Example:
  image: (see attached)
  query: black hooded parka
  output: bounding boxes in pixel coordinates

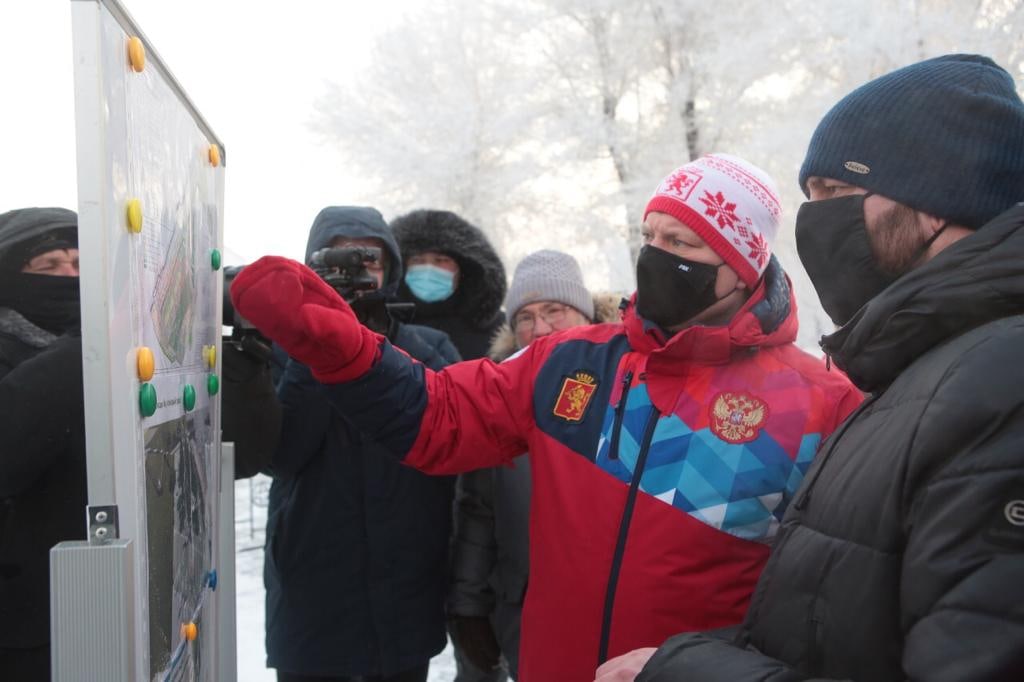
[265,207,461,678]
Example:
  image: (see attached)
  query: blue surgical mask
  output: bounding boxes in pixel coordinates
[405,264,456,303]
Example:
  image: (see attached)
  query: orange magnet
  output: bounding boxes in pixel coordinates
[126,198,143,233]
[137,347,155,381]
[208,144,221,167]
[180,622,198,641]
[128,36,146,73]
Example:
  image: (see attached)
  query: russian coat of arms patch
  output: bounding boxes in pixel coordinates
[710,391,769,444]
[553,371,598,422]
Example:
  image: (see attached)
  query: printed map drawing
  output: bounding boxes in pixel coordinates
[149,204,197,366]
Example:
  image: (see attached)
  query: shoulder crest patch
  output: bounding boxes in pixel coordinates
[553,370,599,423]
[710,391,769,444]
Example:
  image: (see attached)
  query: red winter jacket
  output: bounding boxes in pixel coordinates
[324,277,862,681]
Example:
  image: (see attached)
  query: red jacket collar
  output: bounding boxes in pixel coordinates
[622,277,799,373]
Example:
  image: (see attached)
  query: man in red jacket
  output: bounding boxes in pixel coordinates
[231,154,862,681]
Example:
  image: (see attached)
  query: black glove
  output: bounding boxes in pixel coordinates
[450,615,501,672]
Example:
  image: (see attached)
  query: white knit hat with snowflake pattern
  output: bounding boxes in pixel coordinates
[644,153,782,288]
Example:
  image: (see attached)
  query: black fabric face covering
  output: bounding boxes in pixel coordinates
[635,245,723,330]
[796,194,948,327]
[0,272,81,334]
[796,194,893,327]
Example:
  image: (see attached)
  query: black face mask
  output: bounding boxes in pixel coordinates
[635,245,724,330]
[0,272,81,334]
[796,194,946,327]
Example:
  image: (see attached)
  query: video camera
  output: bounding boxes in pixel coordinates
[222,265,274,363]
[309,246,381,300]
[222,246,414,352]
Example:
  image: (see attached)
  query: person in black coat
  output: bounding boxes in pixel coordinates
[390,210,506,361]
[265,206,461,682]
[0,207,84,682]
[601,54,1024,682]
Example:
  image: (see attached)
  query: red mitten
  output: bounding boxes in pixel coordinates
[229,256,383,383]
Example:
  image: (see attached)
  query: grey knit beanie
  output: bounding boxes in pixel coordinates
[504,250,594,320]
[799,54,1024,229]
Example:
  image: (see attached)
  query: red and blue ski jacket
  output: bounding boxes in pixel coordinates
[325,276,862,682]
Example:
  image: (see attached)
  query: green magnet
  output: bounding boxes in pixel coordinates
[210,249,222,271]
[183,384,197,411]
[139,383,157,417]
[207,373,220,396]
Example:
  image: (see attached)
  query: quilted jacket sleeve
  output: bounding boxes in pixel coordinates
[638,629,834,682]
[895,330,1024,681]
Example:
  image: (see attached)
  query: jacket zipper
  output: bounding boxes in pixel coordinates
[608,370,634,460]
[597,402,661,666]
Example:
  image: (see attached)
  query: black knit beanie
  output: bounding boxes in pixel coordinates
[799,54,1024,229]
[0,207,79,272]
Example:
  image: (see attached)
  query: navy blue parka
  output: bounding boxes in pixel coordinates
[264,206,460,677]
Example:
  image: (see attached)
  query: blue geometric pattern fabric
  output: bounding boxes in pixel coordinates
[595,383,820,541]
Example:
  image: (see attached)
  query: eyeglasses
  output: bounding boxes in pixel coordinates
[513,303,571,332]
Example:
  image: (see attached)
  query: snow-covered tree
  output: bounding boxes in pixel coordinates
[312,0,1024,323]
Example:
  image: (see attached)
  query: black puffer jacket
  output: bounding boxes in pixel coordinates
[639,205,1024,681]
[0,310,86,651]
[390,210,506,360]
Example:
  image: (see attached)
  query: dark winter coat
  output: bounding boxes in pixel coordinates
[447,294,622,677]
[639,204,1024,681]
[0,309,86,651]
[390,210,506,360]
[265,207,461,676]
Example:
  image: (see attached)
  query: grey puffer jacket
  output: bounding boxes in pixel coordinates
[447,293,622,677]
[639,205,1024,681]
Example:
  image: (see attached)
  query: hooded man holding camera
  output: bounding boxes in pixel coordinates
[263,206,460,682]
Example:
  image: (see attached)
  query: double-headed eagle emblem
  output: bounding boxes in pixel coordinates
[710,391,769,444]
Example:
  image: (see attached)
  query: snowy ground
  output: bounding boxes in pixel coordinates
[234,475,457,681]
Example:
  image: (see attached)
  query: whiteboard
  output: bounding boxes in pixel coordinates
[71,0,226,679]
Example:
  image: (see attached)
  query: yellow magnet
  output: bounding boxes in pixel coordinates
[181,622,198,641]
[137,347,155,382]
[208,144,221,167]
[126,198,143,233]
[203,345,217,369]
[128,36,146,73]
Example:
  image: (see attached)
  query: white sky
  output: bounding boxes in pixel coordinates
[0,0,426,264]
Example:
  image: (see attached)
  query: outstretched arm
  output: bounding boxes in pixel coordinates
[230,256,534,475]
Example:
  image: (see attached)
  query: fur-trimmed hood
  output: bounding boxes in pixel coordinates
[390,210,506,330]
[488,292,622,362]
